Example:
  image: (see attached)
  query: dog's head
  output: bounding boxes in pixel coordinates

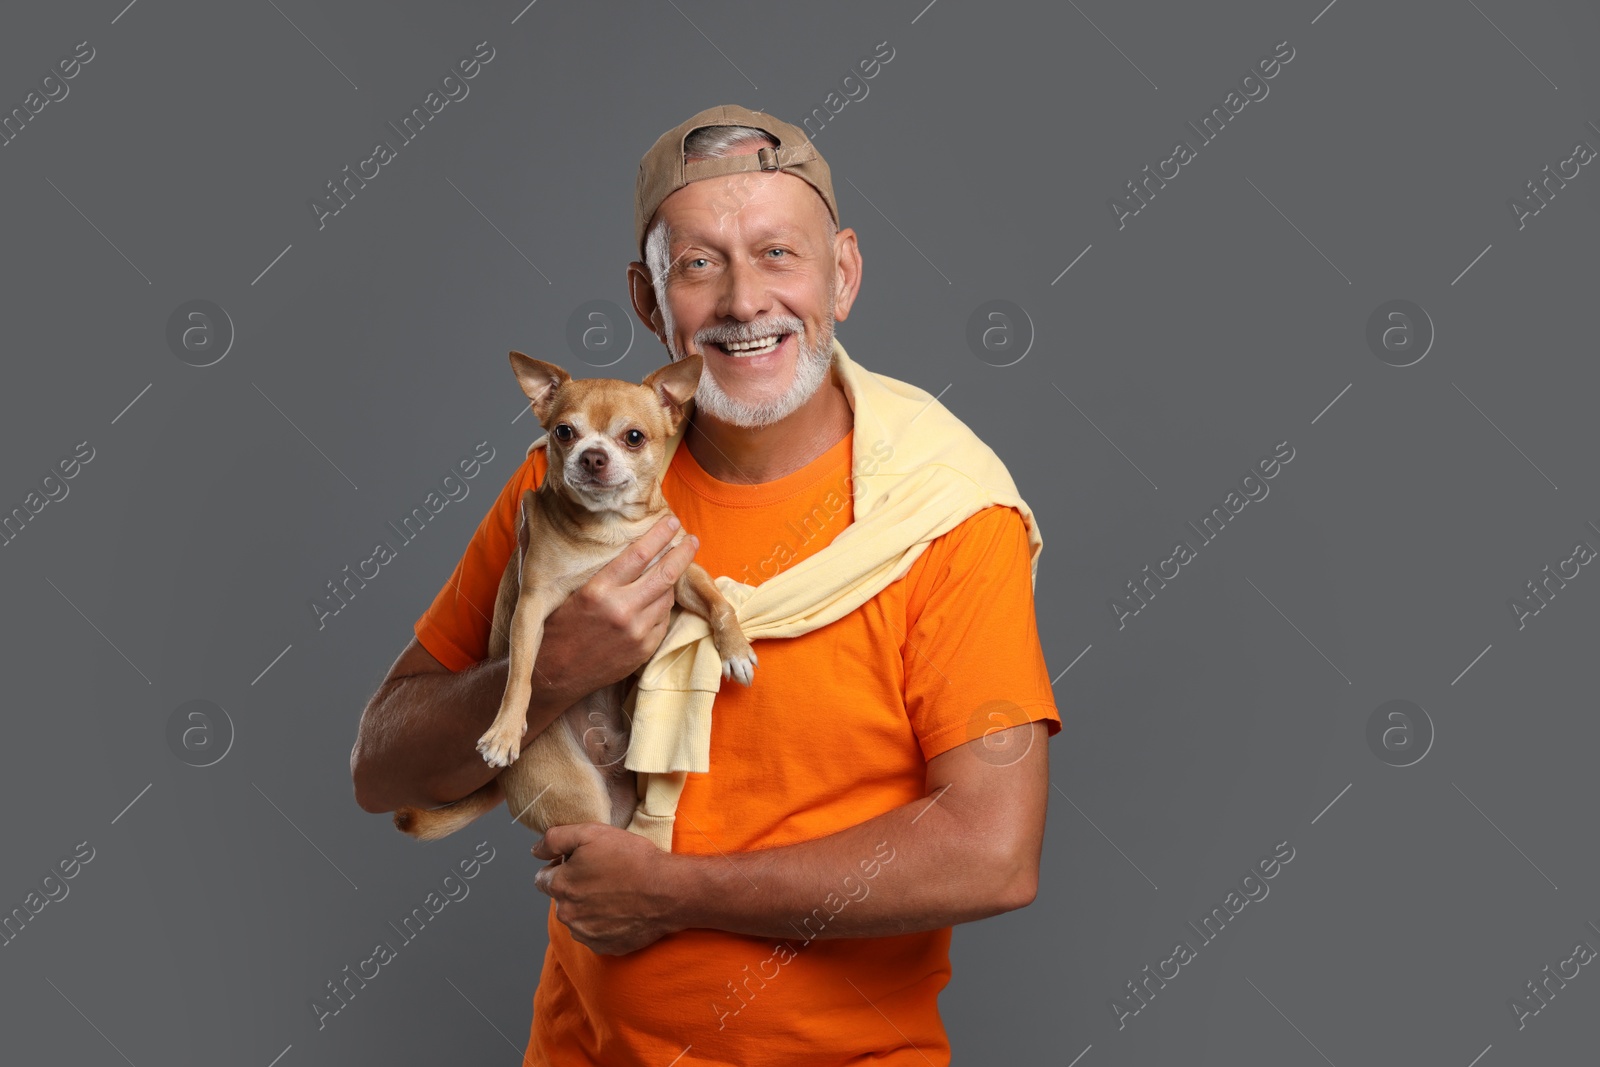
[509,351,702,512]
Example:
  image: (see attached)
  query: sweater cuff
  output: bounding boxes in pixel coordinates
[626,809,674,851]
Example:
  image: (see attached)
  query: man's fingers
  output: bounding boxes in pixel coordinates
[535,821,611,860]
[533,860,560,895]
[602,513,681,585]
[533,824,577,859]
[641,533,698,594]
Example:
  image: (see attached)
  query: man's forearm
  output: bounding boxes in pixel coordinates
[666,786,1036,940]
[354,657,577,812]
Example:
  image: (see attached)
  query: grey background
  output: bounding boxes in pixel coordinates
[2,0,1596,1064]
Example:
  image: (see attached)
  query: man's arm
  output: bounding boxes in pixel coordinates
[351,515,700,814]
[533,719,1050,950]
[677,720,1050,936]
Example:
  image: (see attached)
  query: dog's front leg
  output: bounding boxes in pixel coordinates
[675,563,757,686]
[476,591,558,767]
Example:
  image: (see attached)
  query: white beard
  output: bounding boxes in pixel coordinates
[665,297,838,430]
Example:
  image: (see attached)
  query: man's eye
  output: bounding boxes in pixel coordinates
[766,248,788,258]
[687,258,709,269]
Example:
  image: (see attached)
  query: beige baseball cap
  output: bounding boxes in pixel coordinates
[634,103,839,260]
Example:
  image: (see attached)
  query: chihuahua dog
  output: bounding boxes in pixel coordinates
[393,352,757,842]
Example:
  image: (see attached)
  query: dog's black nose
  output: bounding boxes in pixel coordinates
[580,448,608,473]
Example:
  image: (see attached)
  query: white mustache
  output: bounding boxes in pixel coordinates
[696,320,803,346]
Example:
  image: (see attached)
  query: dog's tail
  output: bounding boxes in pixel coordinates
[393,780,503,841]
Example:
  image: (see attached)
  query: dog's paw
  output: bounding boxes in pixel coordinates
[476,725,524,768]
[721,648,758,687]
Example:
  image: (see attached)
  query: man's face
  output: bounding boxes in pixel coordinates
[648,164,847,428]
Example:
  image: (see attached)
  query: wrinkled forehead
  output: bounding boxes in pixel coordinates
[659,169,831,250]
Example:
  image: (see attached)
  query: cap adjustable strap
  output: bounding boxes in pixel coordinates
[680,142,817,183]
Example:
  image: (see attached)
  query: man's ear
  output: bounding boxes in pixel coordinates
[830,226,863,323]
[642,355,702,435]
[627,261,666,344]
[509,352,571,423]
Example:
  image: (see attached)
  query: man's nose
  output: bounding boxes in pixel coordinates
[580,448,608,473]
[717,255,770,322]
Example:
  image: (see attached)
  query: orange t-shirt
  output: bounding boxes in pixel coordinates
[414,426,1061,1066]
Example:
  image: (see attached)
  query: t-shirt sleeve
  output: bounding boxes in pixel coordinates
[903,504,1062,762]
[412,447,546,672]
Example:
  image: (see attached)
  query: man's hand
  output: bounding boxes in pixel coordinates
[531,823,685,956]
[535,513,702,698]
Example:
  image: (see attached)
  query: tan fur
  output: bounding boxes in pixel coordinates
[393,353,757,843]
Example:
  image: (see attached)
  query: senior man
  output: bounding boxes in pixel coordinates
[351,104,1060,1066]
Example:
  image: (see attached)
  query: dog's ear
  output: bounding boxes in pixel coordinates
[510,352,571,424]
[642,355,702,435]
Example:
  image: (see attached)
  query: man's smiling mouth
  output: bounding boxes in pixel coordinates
[712,333,789,357]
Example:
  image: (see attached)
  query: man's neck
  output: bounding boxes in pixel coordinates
[682,369,853,485]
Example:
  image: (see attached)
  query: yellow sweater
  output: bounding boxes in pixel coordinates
[619,338,1044,850]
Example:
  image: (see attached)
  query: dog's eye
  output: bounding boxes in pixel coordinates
[553,424,574,442]
[623,429,646,448]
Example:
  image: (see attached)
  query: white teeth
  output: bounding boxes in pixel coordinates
[721,334,783,354]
